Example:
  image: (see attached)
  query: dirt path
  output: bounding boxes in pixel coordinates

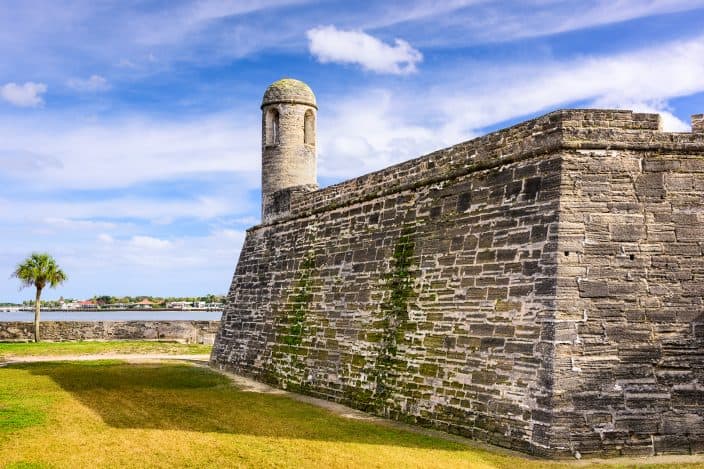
[2,354,703,467]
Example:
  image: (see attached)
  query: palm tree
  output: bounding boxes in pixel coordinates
[12,253,67,342]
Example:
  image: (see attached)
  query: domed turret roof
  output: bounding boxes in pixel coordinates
[261,78,317,109]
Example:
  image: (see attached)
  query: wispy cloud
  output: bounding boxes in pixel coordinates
[0,149,62,172]
[67,74,110,92]
[129,235,172,250]
[521,0,704,42]
[318,89,437,178]
[0,82,47,107]
[0,0,310,81]
[132,0,309,47]
[0,112,260,189]
[44,217,118,231]
[0,194,249,225]
[0,0,701,81]
[97,233,114,243]
[2,222,245,298]
[307,25,422,74]
[316,33,704,182]
[428,34,704,135]
[366,0,704,47]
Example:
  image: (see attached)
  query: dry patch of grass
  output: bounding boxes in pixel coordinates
[0,340,211,360]
[0,361,699,468]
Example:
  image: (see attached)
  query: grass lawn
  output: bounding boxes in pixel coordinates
[0,361,700,469]
[0,340,211,359]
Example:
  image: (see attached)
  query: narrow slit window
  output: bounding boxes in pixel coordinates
[267,109,280,145]
[304,110,315,145]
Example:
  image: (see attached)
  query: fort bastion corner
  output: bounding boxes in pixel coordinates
[212,78,704,458]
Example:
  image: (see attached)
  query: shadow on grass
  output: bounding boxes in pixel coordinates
[15,360,465,451]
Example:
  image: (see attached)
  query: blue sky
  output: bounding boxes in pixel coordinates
[2,0,704,302]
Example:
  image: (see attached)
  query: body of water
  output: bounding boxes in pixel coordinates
[0,310,223,322]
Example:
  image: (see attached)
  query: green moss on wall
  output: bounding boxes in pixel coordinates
[419,363,438,377]
[281,253,315,346]
[371,226,417,413]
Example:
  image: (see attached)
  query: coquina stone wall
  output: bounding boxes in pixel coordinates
[212,109,704,457]
[0,321,219,344]
[551,143,704,456]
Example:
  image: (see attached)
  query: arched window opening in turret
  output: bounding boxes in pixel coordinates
[304,110,315,145]
[266,108,280,145]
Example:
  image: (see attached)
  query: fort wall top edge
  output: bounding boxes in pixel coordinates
[253,109,704,229]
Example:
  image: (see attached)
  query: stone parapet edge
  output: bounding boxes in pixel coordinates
[251,128,703,231]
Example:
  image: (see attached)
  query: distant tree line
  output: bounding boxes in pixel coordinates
[20,294,226,307]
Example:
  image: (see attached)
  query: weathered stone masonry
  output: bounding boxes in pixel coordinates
[212,79,704,458]
[0,321,219,343]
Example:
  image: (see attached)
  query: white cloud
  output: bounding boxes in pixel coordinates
[589,98,691,132]
[531,1,704,42]
[0,0,702,80]
[45,217,117,230]
[428,34,704,136]
[1,32,697,199]
[67,74,110,92]
[0,195,246,225]
[117,58,137,69]
[94,229,241,276]
[0,82,47,107]
[0,149,62,172]
[315,33,704,182]
[134,0,307,46]
[129,235,172,250]
[364,0,704,48]
[0,223,247,301]
[0,112,261,190]
[307,25,422,75]
[318,89,439,178]
[230,216,260,226]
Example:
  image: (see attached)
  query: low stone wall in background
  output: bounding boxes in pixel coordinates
[0,320,220,344]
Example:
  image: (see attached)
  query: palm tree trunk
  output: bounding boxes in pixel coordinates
[34,287,42,343]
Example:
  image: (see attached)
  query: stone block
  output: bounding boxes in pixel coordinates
[693,114,704,133]
[610,224,645,242]
[578,280,609,298]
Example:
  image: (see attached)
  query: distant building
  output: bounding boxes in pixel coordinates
[134,299,154,309]
[77,300,97,310]
[60,300,80,310]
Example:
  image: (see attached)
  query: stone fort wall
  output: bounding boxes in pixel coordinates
[553,137,704,456]
[211,109,704,457]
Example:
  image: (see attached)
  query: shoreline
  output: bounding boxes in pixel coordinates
[0,310,223,322]
[2,307,223,312]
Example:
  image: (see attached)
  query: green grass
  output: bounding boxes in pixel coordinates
[0,361,700,468]
[0,340,212,360]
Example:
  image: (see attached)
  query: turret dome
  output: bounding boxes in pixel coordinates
[262,78,317,109]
